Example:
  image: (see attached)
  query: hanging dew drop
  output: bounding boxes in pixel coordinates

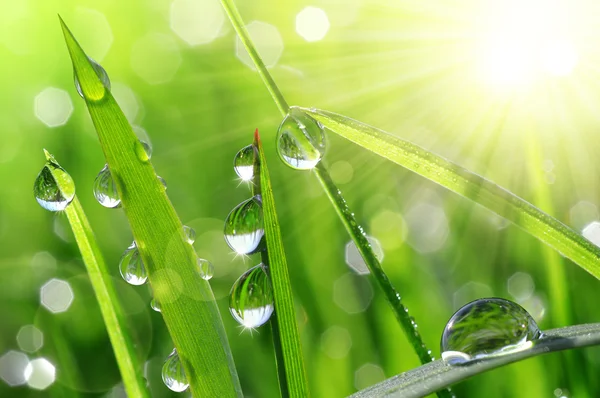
[133,125,153,160]
[197,258,214,281]
[119,241,147,285]
[33,151,76,212]
[150,298,161,312]
[224,196,264,254]
[183,226,196,244]
[276,107,326,170]
[440,298,542,365]
[158,176,167,190]
[233,144,257,181]
[93,164,121,208]
[161,349,188,392]
[229,264,274,328]
[74,57,111,100]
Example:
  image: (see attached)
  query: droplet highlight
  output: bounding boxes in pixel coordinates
[183,226,196,244]
[93,164,121,208]
[150,298,161,312]
[161,349,188,392]
[234,144,257,181]
[119,241,147,285]
[74,57,111,99]
[197,258,214,281]
[34,154,76,212]
[276,107,326,170]
[224,196,264,254]
[229,264,274,328]
[441,298,542,365]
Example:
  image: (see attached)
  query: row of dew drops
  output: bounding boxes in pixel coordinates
[34,58,548,392]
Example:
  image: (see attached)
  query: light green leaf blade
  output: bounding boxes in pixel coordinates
[59,17,241,397]
[303,107,600,280]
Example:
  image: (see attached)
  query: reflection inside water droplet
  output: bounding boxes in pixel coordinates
[161,349,188,392]
[234,144,257,181]
[276,107,326,170]
[229,264,274,328]
[183,226,196,244]
[440,297,541,365]
[74,57,111,99]
[119,241,147,285]
[34,155,76,212]
[197,258,214,281]
[224,196,264,254]
[93,165,121,208]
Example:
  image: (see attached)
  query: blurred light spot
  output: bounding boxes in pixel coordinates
[507,272,534,302]
[370,211,407,251]
[453,282,493,310]
[405,203,449,253]
[295,7,330,42]
[236,21,283,70]
[34,88,73,127]
[130,33,181,85]
[321,0,360,26]
[345,236,383,275]
[519,294,546,323]
[320,326,352,359]
[24,358,55,390]
[544,172,556,184]
[582,221,600,247]
[112,83,141,122]
[354,363,385,390]
[330,160,353,185]
[53,217,73,242]
[105,383,127,398]
[40,278,74,313]
[570,201,599,232]
[170,0,224,45]
[333,273,373,314]
[0,351,29,386]
[16,326,43,353]
[542,159,554,172]
[31,252,57,272]
[541,39,578,77]
[71,8,113,61]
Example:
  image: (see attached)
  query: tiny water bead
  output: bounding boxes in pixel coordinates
[234,144,257,181]
[276,107,326,170]
[224,196,264,254]
[93,165,121,208]
[161,349,188,392]
[119,241,147,285]
[74,57,111,99]
[440,298,542,365]
[34,154,76,212]
[150,298,161,312]
[158,176,167,190]
[229,264,274,328]
[183,226,196,244]
[197,258,214,281]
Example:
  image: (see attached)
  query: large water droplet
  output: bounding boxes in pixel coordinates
[197,258,214,281]
[161,349,188,392]
[93,164,121,208]
[183,226,196,244]
[119,241,147,285]
[229,264,274,328]
[34,153,76,212]
[441,298,541,365]
[74,57,111,99]
[276,107,326,170]
[234,145,257,181]
[224,196,264,254]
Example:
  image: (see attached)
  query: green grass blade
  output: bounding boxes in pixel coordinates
[59,17,241,397]
[254,130,309,397]
[41,151,149,397]
[350,323,600,398]
[302,107,600,281]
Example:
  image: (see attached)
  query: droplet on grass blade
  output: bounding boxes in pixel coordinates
[441,298,541,365]
[74,57,111,100]
[161,349,188,392]
[183,226,196,244]
[276,107,326,170]
[158,176,167,190]
[229,264,273,328]
[34,151,75,212]
[197,258,214,281]
[119,241,147,285]
[150,298,161,312]
[224,196,264,254]
[93,164,121,208]
[234,144,257,181]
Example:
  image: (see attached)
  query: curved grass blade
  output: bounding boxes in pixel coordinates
[302,108,600,281]
[59,17,241,397]
[254,130,309,397]
[39,151,149,397]
[350,323,600,398]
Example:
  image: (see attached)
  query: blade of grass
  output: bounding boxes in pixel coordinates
[302,107,600,281]
[41,151,148,397]
[349,323,600,398]
[59,17,241,397]
[253,130,309,397]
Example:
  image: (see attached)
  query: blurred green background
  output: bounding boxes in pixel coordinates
[2,0,600,396]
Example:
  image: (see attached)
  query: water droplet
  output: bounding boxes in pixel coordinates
[34,153,75,212]
[134,140,152,162]
[161,349,188,392]
[234,145,257,181]
[224,196,264,254]
[74,57,111,99]
[183,226,196,244]
[150,298,161,312]
[441,298,541,365]
[229,264,274,328]
[276,107,326,170]
[119,241,147,285]
[197,258,214,281]
[158,176,167,190]
[93,164,121,208]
